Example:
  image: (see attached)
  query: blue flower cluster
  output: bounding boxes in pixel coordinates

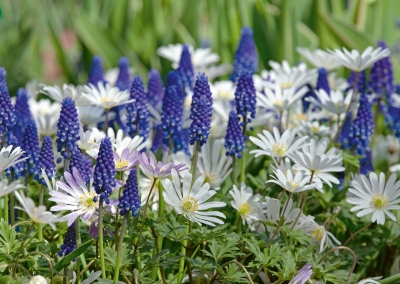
[70,151,92,185]
[58,223,76,256]
[115,57,131,91]
[369,41,393,99]
[118,169,140,216]
[35,135,56,184]
[230,27,258,82]
[88,55,105,86]
[12,88,32,143]
[234,70,256,124]
[56,98,80,157]
[126,76,150,139]
[224,111,245,158]
[315,68,330,95]
[0,68,15,136]
[147,69,164,110]
[5,134,24,178]
[93,137,116,203]
[21,120,40,174]
[188,73,213,146]
[347,70,368,94]
[178,44,195,90]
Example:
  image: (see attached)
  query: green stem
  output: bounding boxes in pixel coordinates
[190,142,200,183]
[102,109,110,132]
[4,194,8,225]
[38,184,45,241]
[114,214,129,283]
[379,273,400,284]
[115,171,124,251]
[231,156,237,187]
[10,170,15,226]
[240,116,247,183]
[76,219,82,284]
[98,199,106,278]
[13,222,34,277]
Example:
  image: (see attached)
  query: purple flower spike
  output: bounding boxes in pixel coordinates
[88,55,105,86]
[21,120,40,174]
[289,264,313,284]
[35,135,56,184]
[118,169,140,217]
[315,68,330,95]
[178,44,195,90]
[12,88,32,143]
[58,223,76,256]
[115,57,131,91]
[138,152,186,179]
[369,41,393,99]
[0,67,15,135]
[147,69,164,110]
[113,148,140,172]
[225,111,245,158]
[234,70,257,124]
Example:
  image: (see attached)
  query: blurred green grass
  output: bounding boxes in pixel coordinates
[0,0,399,94]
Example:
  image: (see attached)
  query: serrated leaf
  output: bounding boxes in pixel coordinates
[0,219,19,255]
[53,239,92,272]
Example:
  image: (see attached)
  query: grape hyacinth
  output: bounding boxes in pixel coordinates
[234,70,257,127]
[147,69,164,110]
[21,120,40,175]
[93,137,117,203]
[88,55,105,86]
[126,76,150,139]
[118,169,140,216]
[5,134,24,179]
[385,103,400,137]
[0,67,15,138]
[188,73,213,146]
[315,68,330,94]
[34,136,56,184]
[301,84,315,111]
[369,41,393,99]
[173,128,190,155]
[230,27,258,82]
[360,149,374,175]
[347,70,368,94]
[56,97,80,158]
[12,88,32,143]
[69,151,92,185]
[225,111,245,158]
[177,44,195,90]
[150,126,166,153]
[115,57,131,91]
[58,223,76,257]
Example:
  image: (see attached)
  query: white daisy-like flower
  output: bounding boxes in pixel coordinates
[0,179,25,198]
[29,99,61,136]
[162,169,226,226]
[41,84,91,106]
[328,46,390,72]
[210,81,236,100]
[296,47,343,71]
[328,72,349,91]
[211,100,233,138]
[78,106,114,126]
[257,84,308,112]
[357,277,382,284]
[78,128,98,152]
[197,139,232,190]
[250,127,309,159]
[229,182,266,226]
[107,128,147,155]
[15,191,60,229]
[268,60,317,89]
[346,172,400,225]
[29,275,47,284]
[82,83,132,110]
[298,120,331,137]
[105,67,134,87]
[0,145,28,173]
[49,167,98,226]
[264,197,301,234]
[291,138,344,188]
[387,135,400,155]
[82,128,106,158]
[269,168,319,193]
[307,89,356,115]
[296,215,341,253]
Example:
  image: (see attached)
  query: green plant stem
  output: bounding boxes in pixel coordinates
[102,109,110,132]
[4,194,8,225]
[75,218,82,284]
[115,171,124,251]
[114,214,129,284]
[290,172,314,230]
[1,132,6,148]
[231,156,237,187]
[156,180,165,279]
[38,183,45,242]
[190,142,200,182]
[267,192,292,245]
[240,116,247,183]
[98,198,106,278]
[13,222,34,277]
[10,169,15,226]
[379,273,400,284]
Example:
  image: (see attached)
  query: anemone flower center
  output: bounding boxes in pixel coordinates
[100,97,114,103]
[288,180,300,190]
[80,192,98,210]
[272,143,287,156]
[311,124,320,133]
[181,196,199,213]
[371,194,387,209]
[311,227,324,241]
[204,173,216,185]
[274,99,285,107]
[238,202,252,215]
[218,90,231,99]
[280,81,294,89]
[115,159,129,169]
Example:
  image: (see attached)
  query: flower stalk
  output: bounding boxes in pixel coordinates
[114,214,129,283]
[98,198,106,278]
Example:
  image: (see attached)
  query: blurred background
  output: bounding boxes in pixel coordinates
[0,0,400,94]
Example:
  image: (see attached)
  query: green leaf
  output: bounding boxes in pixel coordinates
[0,219,19,255]
[53,239,92,272]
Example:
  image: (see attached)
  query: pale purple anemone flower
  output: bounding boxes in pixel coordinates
[289,264,313,284]
[113,148,140,172]
[139,152,187,179]
[48,167,99,226]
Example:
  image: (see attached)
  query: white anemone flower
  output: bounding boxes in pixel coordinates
[41,84,92,106]
[197,139,232,190]
[296,215,341,253]
[298,120,331,137]
[307,89,356,115]
[0,179,25,198]
[0,145,28,172]
[250,127,309,159]
[269,168,319,193]
[257,85,308,112]
[82,83,132,110]
[357,277,382,284]
[296,47,343,71]
[78,128,99,152]
[15,191,60,229]
[264,197,301,235]
[328,46,390,72]
[229,182,266,227]
[162,169,226,226]
[29,99,61,136]
[49,167,98,226]
[268,60,317,89]
[29,275,47,284]
[210,81,236,100]
[291,138,344,188]
[346,172,400,225]
[78,106,114,126]
[107,128,147,155]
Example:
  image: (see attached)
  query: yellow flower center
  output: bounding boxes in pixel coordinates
[115,159,129,170]
[311,124,320,133]
[218,90,232,99]
[238,202,252,215]
[80,192,97,210]
[181,196,199,213]
[204,173,216,185]
[311,227,324,241]
[272,143,287,156]
[274,99,284,107]
[371,194,387,209]
[100,97,114,103]
[280,81,294,89]
[288,180,300,190]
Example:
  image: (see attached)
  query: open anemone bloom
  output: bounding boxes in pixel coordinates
[229,182,266,226]
[107,128,147,155]
[78,106,114,126]
[0,179,25,198]
[162,169,226,226]
[48,167,98,226]
[0,145,28,172]
[307,89,356,115]
[139,152,187,179]
[296,47,343,71]
[78,128,99,152]
[15,191,60,229]
[210,80,236,101]
[250,127,309,159]
[113,148,140,171]
[269,168,319,193]
[257,84,308,112]
[346,172,400,225]
[82,82,133,110]
[197,139,232,189]
[289,264,313,284]
[298,120,331,137]
[264,198,301,235]
[328,46,390,72]
[267,60,317,89]
[41,84,92,106]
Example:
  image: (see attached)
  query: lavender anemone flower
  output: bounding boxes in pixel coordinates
[289,264,313,284]
[138,152,187,179]
[113,148,140,172]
